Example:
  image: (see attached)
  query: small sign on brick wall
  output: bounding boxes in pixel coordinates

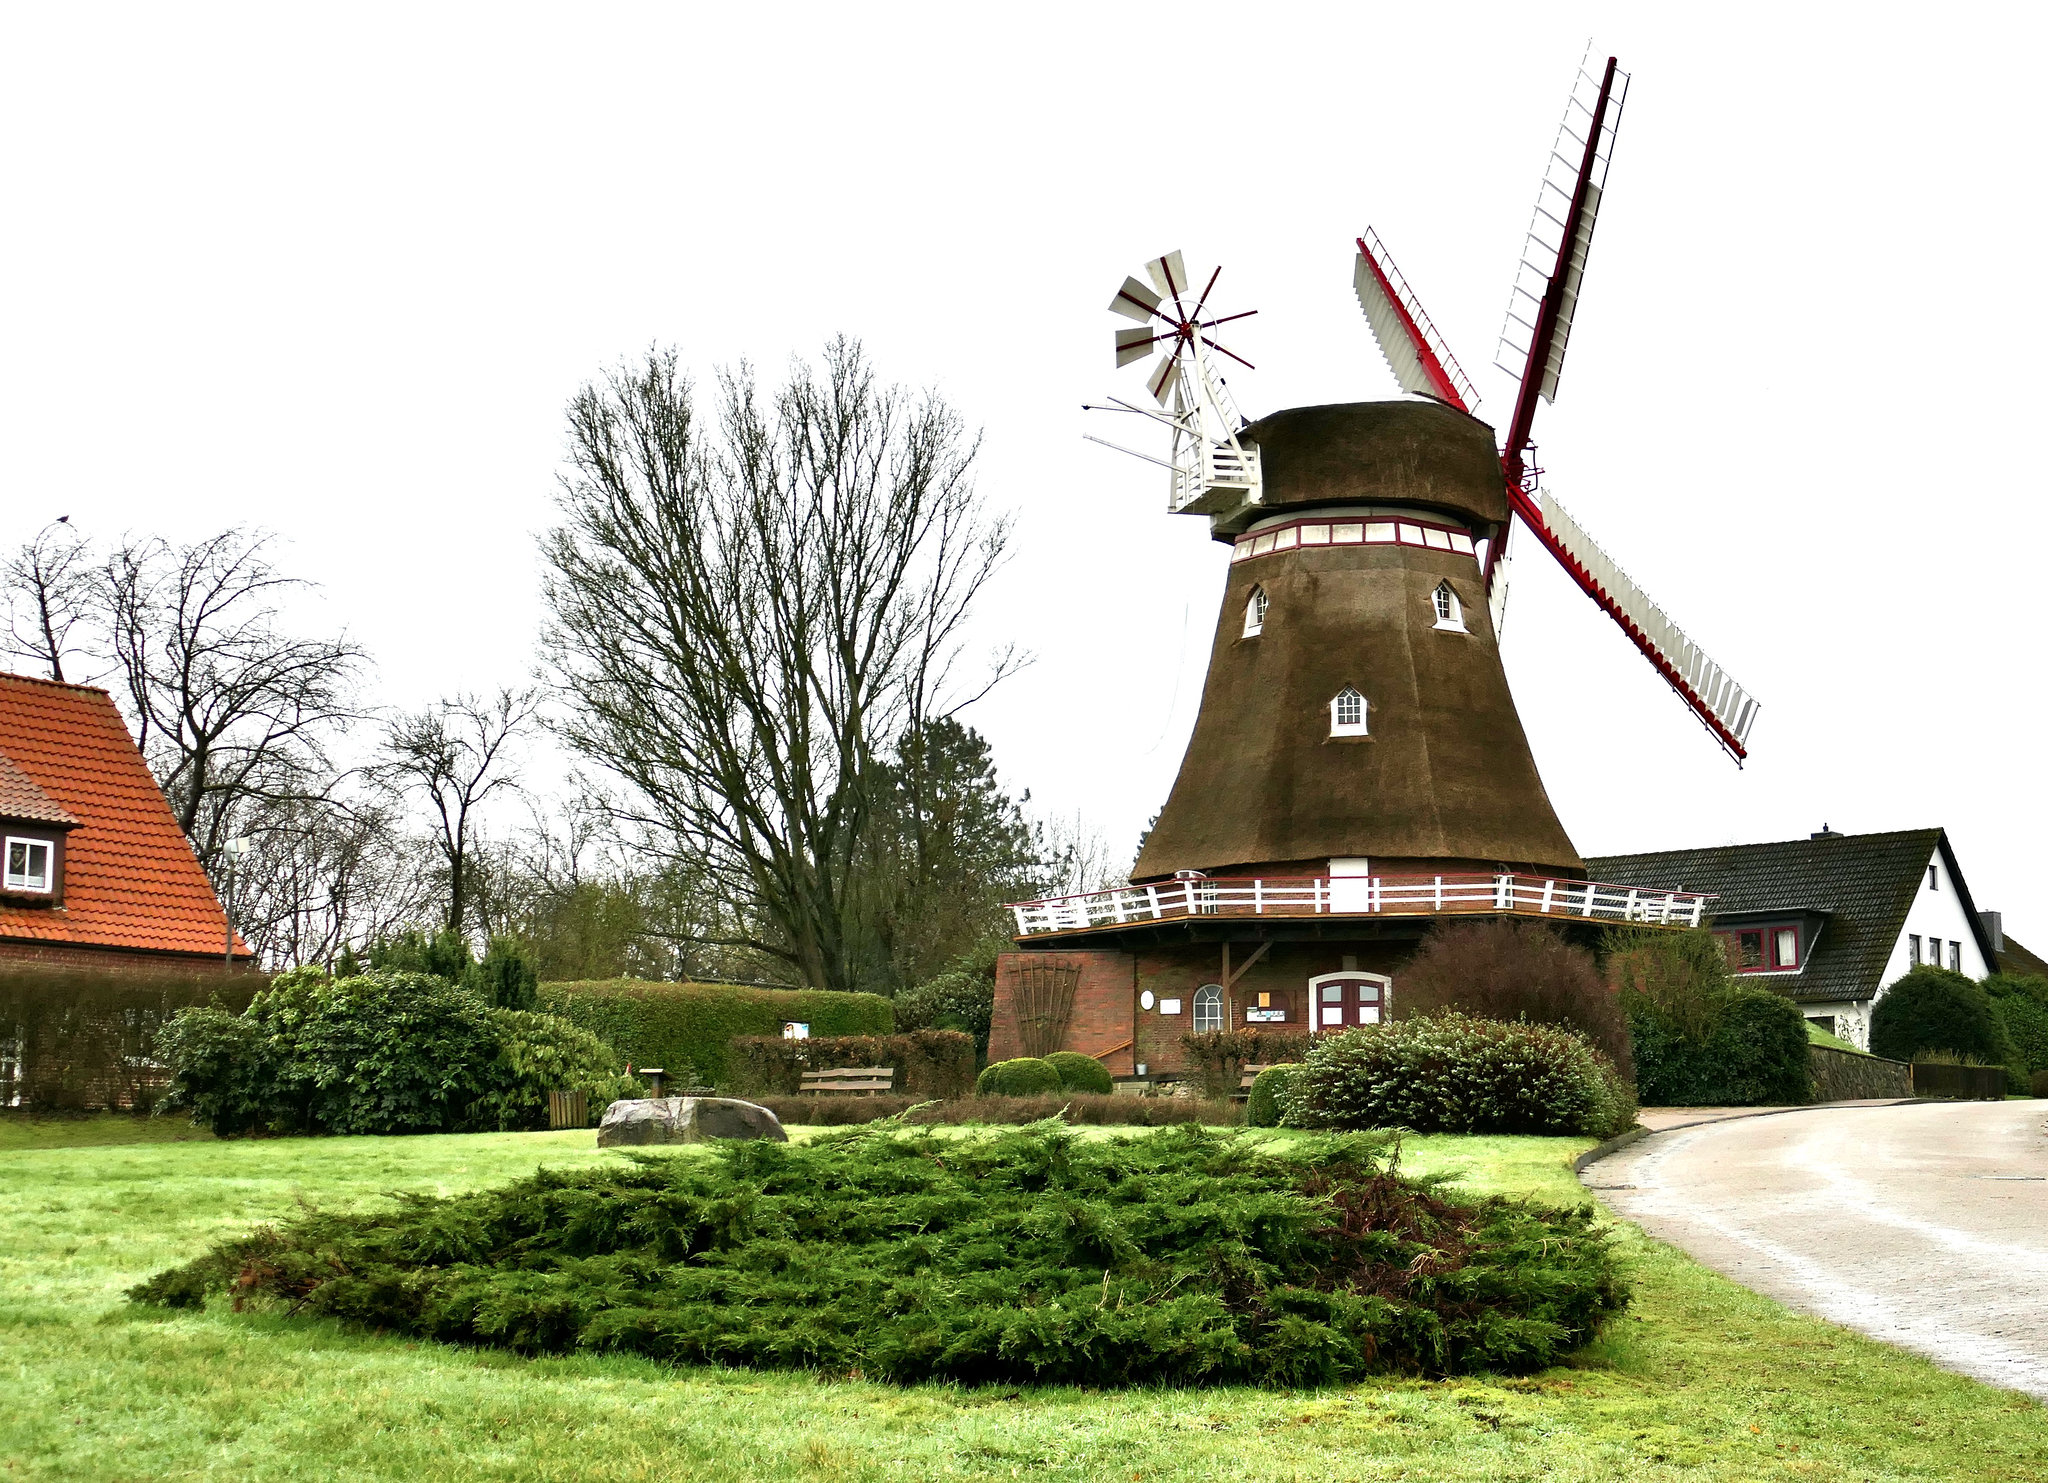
[1158,998,1182,1015]
[1245,1008,1286,1023]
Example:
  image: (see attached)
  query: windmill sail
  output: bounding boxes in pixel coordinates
[1496,51,1629,445]
[1522,488,1759,759]
[1352,230,1478,413]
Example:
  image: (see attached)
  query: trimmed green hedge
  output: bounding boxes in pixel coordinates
[538,980,893,1089]
[1627,985,1812,1107]
[727,1031,975,1098]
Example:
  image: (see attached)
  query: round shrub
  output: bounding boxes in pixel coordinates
[1870,966,2012,1065]
[975,1057,1063,1096]
[1286,1013,1636,1138]
[2032,1069,2048,1099]
[1043,1050,1114,1095]
[1246,1063,1300,1127]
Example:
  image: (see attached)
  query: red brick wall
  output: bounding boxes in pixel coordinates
[990,951,1135,1072]
[1134,941,1413,1074]
[0,939,250,975]
[994,939,1422,1077]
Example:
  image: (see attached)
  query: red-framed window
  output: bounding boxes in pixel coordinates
[1714,924,1801,973]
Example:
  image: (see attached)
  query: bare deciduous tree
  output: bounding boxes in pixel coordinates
[377,688,540,934]
[2,518,93,682]
[542,339,1018,992]
[102,530,365,870]
[230,794,438,969]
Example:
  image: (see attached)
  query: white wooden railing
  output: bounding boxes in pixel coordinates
[1009,872,1711,937]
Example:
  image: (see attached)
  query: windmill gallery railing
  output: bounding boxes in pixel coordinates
[1010,873,1712,938]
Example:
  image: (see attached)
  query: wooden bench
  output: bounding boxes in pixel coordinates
[1235,1064,1275,1099]
[800,1065,897,1097]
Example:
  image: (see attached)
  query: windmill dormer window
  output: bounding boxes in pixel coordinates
[5,836,53,894]
[1330,687,1369,737]
[1244,586,1268,637]
[1432,581,1465,631]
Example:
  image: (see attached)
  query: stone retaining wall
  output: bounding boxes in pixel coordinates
[1809,1043,1911,1101]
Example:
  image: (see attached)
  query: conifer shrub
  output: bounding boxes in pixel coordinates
[727,1031,975,1097]
[975,1057,1063,1096]
[1043,1050,1114,1095]
[1246,1064,1301,1128]
[1285,1015,1635,1138]
[1870,966,2012,1066]
[131,1123,1631,1385]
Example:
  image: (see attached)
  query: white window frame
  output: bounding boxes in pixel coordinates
[1774,927,1798,968]
[1192,983,1225,1033]
[1243,585,1268,637]
[1329,686,1368,737]
[1431,581,1466,632]
[4,836,53,894]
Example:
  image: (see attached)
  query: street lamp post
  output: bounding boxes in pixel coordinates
[222,837,250,969]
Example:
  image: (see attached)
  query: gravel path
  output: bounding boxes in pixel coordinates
[1586,1100,2048,1397]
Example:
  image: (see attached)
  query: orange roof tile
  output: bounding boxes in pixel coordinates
[0,671,250,961]
[0,748,78,827]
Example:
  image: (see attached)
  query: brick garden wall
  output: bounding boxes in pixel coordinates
[0,939,249,975]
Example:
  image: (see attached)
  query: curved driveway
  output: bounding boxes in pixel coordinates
[1586,1101,2048,1397]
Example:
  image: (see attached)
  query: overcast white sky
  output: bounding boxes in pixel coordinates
[4,5,2044,944]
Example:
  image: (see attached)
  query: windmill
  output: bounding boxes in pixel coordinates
[1350,52,1759,762]
[1080,47,1758,894]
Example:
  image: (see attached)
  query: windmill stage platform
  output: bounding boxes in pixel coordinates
[1009,871,1710,944]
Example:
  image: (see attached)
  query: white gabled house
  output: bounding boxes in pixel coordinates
[1589,828,2018,1052]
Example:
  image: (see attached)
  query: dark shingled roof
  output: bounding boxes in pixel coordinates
[1586,829,1985,1005]
[1999,935,2048,980]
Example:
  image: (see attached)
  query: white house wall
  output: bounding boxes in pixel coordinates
[1876,845,1992,996]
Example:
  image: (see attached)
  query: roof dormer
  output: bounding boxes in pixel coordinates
[0,748,77,907]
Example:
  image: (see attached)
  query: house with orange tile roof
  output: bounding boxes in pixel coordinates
[0,671,253,972]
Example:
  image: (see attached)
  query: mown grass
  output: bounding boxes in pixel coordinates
[1,1118,2041,1481]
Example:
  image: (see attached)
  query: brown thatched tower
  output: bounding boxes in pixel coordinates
[1133,398,1582,883]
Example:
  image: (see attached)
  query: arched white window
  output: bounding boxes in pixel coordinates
[1192,982,1225,1032]
[1432,581,1465,631]
[1329,686,1368,737]
[1243,585,1268,637]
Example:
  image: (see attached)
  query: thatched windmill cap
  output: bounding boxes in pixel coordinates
[1230,400,1509,538]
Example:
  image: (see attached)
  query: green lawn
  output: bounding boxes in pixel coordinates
[0,1117,2040,1481]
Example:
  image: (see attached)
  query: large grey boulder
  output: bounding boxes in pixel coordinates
[597,1096,789,1147]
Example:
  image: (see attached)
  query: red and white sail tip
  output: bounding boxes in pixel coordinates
[1525,488,1759,760]
[1496,48,1630,408]
[1353,229,1478,414]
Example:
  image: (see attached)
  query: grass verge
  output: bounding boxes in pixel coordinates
[0,1118,2040,1480]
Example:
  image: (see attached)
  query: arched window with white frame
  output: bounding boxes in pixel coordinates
[1192,982,1224,1032]
[1243,585,1268,637]
[1432,581,1465,631]
[1329,686,1368,737]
